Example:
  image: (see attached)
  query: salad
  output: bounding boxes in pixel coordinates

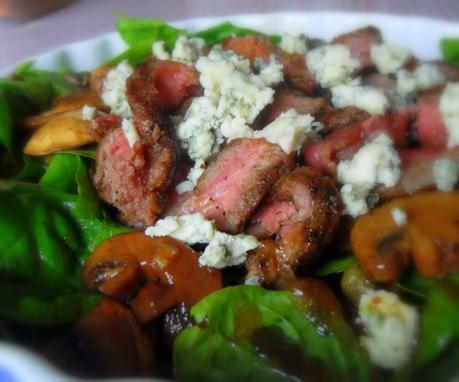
[0,15,459,382]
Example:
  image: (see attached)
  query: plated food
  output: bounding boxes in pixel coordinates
[0,13,458,382]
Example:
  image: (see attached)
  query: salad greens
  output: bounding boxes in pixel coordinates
[440,38,459,67]
[0,13,459,381]
[0,153,129,326]
[174,285,371,382]
[109,17,279,65]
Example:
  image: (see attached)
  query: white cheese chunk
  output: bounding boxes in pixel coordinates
[432,158,459,191]
[101,60,133,118]
[176,46,284,161]
[200,231,260,269]
[338,133,401,217]
[254,109,316,153]
[279,33,308,55]
[171,36,206,65]
[255,55,284,87]
[359,290,419,370]
[370,43,411,75]
[176,96,219,161]
[121,119,140,148]
[152,40,171,60]
[145,213,260,269]
[439,82,459,148]
[396,64,445,96]
[306,44,360,88]
[81,105,96,121]
[176,159,206,194]
[331,84,389,115]
[391,207,407,226]
[145,213,215,244]
[220,117,253,142]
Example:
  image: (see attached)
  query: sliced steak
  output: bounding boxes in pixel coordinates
[142,59,202,112]
[93,59,177,227]
[414,91,449,148]
[176,138,293,234]
[222,35,317,94]
[379,147,459,197]
[246,167,341,283]
[304,111,412,174]
[317,104,370,132]
[258,87,325,127]
[332,26,383,69]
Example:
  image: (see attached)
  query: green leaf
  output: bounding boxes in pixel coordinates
[441,38,459,67]
[415,274,459,368]
[174,286,371,382]
[116,17,185,50]
[0,89,13,153]
[190,21,280,46]
[313,256,354,277]
[0,154,129,326]
[108,16,185,65]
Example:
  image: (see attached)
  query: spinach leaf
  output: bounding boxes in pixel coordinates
[174,286,371,382]
[441,38,459,67]
[0,154,129,326]
[109,17,185,65]
[109,17,280,66]
[116,16,185,50]
[313,255,354,277]
[190,21,280,45]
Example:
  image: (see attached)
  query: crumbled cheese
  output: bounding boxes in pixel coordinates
[152,40,171,60]
[306,44,360,88]
[215,72,275,124]
[331,84,389,115]
[255,56,284,87]
[439,82,459,148]
[359,290,419,370]
[432,158,459,191]
[279,33,308,55]
[391,207,407,226]
[101,60,133,118]
[338,133,401,217]
[177,46,284,161]
[176,160,206,194]
[176,96,219,161]
[121,119,140,148]
[254,109,316,153]
[81,105,96,121]
[145,213,260,269]
[370,43,411,75]
[396,64,445,95]
[220,117,253,141]
[171,36,206,65]
[201,231,259,268]
[145,213,215,244]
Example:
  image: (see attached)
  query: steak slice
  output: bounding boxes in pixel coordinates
[93,59,178,227]
[246,167,341,284]
[176,138,293,234]
[332,26,383,69]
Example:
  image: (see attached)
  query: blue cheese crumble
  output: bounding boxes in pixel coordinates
[145,213,259,268]
[279,33,308,55]
[432,158,459,191]
[359,290,419,370]
[370,43,411,75]
[338,134,401,217]
[306,44,360,88]
[101,60,133,119]
[331,83,389,115]
[396,64,445,96]
[439,82,459,148]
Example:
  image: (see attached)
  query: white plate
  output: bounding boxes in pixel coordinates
[1,11,458,382]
